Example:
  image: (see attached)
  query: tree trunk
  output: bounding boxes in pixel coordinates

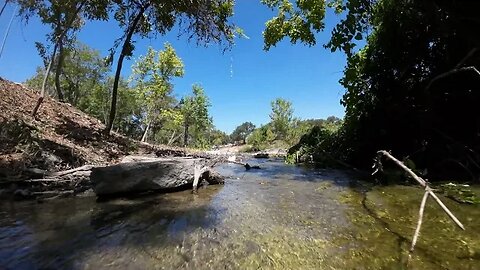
[184,123,189,147]
[168,130,182,145]
[90,157,224,196]
[167,130,176,145]
[31,1,85,117]
[141,121,151,142]
[0,0,10,18]
[105,6,147,135]
[54,40,65,102]
[0,4,15,59]
[32,43,58,117]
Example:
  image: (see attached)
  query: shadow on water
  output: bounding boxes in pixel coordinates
[0,186,225,269]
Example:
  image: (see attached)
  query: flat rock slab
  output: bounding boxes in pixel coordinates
[91,158,219,196]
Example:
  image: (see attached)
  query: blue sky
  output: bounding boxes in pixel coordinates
[0,1,348,133]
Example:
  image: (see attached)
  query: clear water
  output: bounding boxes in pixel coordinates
[1,159,479,269]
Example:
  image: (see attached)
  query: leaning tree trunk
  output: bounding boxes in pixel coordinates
[54,40,65,102]
[31,43,58,117]
[31,1,85,117]
[168,130,182,145]
[141,121,151,142]
[105,6,147,134]
[0,3,15,59]
[0,0,10,18]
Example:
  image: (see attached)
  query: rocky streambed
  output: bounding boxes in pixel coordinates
[0,159,479,269]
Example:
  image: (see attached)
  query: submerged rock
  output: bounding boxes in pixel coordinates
[253,153,269,159]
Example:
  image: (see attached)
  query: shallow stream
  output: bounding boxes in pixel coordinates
[1,159,479,269]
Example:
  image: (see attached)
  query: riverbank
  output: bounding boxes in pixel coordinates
[0,78,211,199]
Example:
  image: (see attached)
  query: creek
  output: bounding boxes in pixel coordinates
[1,159,479,269]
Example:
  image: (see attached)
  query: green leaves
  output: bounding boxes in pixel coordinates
[230,122,256,143]
[325,0,372,57]
[26,41,109,105]
[262,0,326,50]
[270,98,294,140]
[130,43,184,125]
[181,84,213,148]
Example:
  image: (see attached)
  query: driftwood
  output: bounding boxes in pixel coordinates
[374,150,465,252]
[48,165,94,177]
[91,157,224,196]
[1,154,229,199]
[0,165,93,199]
[1,153,234,199]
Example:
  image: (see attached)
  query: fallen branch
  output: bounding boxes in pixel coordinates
[48,165,94,177]
[426,66,480,91]
[31,190,74,196]
[410,187,429,251]
[24,178,76,183]
[91,157,224,196]
[374,150,465,252]
[454,47,478,69]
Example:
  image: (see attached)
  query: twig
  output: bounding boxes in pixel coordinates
[426,66,480,91]
[374,150,466,252]
[410,188,429,251]
[376,151,427,186]
[0,4,16,60]
[376,150,465,230]
[48,164,94,177]
[31,190,74,196]
[455,48,478,69]
[426,189,465,230]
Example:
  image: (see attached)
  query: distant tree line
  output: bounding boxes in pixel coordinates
[227,98,342,152]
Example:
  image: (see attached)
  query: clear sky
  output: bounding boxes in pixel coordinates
[0,1,347,133]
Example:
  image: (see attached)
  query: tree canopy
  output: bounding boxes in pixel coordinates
[181,84,212,148]
[269,98,294,140]
[230,122,255,144]
[130,43,184,142]
[264,0,480,180]
[103,0,236,134]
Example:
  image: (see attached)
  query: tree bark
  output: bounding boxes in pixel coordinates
[54,40,65,102]
[105,5,148,134]
[90,158,224,196]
